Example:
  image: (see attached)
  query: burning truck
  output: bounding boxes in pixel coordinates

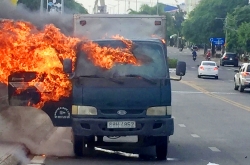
[2,14,186,160]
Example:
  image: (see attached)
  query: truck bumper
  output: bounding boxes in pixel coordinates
[72,117,174,137]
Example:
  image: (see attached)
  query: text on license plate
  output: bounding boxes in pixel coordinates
[107,121,136,128]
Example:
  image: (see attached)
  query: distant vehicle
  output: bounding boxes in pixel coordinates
[197,61,219,79]
[191,45,198,51]
[234,63,250,92]
[220,52,239,67]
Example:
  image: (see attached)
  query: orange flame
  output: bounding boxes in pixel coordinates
[151,34,166,43]
[0,19,139,108]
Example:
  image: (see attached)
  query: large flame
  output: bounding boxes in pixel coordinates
[0,19,139,108]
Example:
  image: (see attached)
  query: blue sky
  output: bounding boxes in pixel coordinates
[75,0,185,14]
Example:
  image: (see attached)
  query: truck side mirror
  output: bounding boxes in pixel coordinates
[176,61,186,76]
[63,58,73,73]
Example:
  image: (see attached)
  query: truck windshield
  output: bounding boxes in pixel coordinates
[75,40,167,79]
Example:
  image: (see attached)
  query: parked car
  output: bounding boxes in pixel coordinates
[197,61,219,79]
[220,52,239,67]
[234,63,250,92]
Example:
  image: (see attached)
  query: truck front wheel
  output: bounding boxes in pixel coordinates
[155,136,169,160]
[73,135,84,157]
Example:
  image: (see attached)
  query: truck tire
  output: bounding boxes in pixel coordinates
[73,135,84,157]
[155,136,169,160]
[86,136,95,149]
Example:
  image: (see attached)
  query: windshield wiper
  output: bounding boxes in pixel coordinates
[78,75,124,84]
[123,74,157,84]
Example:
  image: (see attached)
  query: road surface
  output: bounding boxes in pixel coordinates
[30,47,250,165]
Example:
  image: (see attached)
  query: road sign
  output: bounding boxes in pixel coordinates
[209,38,225,45]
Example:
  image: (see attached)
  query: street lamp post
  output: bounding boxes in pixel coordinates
[215,17,237,52]
[156,0,159,15]
[215,17,228,46]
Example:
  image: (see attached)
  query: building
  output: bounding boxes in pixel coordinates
[185,0,201,14]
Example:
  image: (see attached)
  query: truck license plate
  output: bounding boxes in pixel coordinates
[107,121,136,128]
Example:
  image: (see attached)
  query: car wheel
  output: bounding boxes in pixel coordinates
[198,75,201,78]
[239,81,245,92]
[234,79,239,90]
[221,62,224,66]
[155,136,169,160]
[73,135,85,157]
[234,63,238,67]
[215,76,218,79]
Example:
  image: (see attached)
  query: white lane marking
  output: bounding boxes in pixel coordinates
[207,162,220,165]
[208,147,221,152]
[95,147,138,158]
[191,134,200,138]
[191,67,196,69]
[28,155,46,164]
[178,124,186,127]
[172,91,238,95]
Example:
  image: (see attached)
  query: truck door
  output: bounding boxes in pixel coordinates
[8,71,72,127]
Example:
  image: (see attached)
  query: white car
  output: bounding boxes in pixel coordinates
[197,61,219,79]
[234,63,250,92]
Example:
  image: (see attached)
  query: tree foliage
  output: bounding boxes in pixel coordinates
[226,5,250,52]
[17,0,88,13]
[182,0,248,44]
[128,3,185,41]
[237,22,250,52]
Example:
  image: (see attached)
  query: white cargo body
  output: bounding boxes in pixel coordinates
[73,14,166,40]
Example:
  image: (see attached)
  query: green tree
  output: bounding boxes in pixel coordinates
[224,13,238,52]
[128,3,165,15]
[17,0,88,13]
[237,22,250,53]
[128,3,185,43]
[226,5,250,52]
[182,0,248,44]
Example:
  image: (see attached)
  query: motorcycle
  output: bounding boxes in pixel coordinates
[193,56,196,61]
[206,56,211,61]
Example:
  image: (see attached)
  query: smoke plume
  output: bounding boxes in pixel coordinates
[0,0,73,35]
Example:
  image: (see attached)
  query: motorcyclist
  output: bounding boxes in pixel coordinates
[206,50,211,60]
[192,50,197,61]
[192,50,197,58]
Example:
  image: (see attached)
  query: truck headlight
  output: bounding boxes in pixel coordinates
[72,105,97,115]
[146,106,172,116]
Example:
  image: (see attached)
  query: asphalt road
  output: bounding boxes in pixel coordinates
[40,47,250,165]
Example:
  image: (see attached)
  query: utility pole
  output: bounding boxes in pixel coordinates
[61,0,64,14]
[156,0,159,15]
[46,0,48,12]
[136,0,137,11]
[125,0,126,13]
[40,0,44,14]
[117,0,120,14]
